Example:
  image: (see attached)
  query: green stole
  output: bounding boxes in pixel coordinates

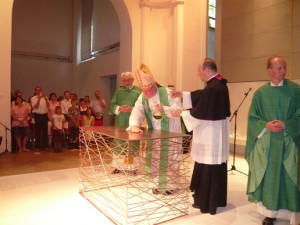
[142,87,170,191]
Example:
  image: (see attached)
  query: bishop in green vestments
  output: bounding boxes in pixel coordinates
[109,72,141,173]
[246,56,300,225]
[129,64,182,195]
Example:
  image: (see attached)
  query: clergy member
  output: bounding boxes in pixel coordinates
[109,71,141,174]
[246,55,300,225]
[128,64,182,195]
[170,58,231,215]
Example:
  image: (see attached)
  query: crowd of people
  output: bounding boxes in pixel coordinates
[11,87,107,153]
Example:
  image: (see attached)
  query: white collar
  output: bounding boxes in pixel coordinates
[207,73,219,82]
[270,80,283,86]
[126,84,134,90]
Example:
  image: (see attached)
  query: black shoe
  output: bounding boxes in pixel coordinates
[152,188,174,195]
[152,188,160,195]
[192,203,200,209]
[126,170,137,175]
[112,169,121,174]
[153,189,174,195]
[163,190,174,196]
[209,210,216,215]
[262,217,276,225]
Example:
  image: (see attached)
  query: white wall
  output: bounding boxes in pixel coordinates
[0,0,13,153]
[181,0,207,91]
[11,0,74,99]
[220,0,300,82]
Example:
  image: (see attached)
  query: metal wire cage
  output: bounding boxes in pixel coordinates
[79,126,191,225]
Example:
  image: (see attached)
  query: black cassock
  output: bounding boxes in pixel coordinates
[190,75,230,120]
[189,75,231,215]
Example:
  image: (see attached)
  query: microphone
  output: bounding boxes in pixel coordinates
[244,88,252,96]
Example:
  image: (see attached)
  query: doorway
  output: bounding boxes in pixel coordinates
[98,74,117,126]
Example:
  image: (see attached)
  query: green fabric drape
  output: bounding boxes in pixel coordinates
[142,87,170,190]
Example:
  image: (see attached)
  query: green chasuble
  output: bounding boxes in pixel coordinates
[245,79,300,212]
[109,86,141,155]
[109,85,141,127]
[142,86,170,191]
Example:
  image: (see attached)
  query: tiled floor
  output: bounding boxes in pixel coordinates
[0,152,292,225]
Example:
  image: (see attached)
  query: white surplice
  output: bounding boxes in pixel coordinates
[181,92,230,165]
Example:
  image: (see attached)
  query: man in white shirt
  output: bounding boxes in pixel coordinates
[90,90,107,126]
[31,86,50,150]
[60,91,72,117]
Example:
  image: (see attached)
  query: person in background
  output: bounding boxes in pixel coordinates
[26,96,35,150]
[51,106,65,153]
[245,55,300,225]
[48,93,60,147]
[81,107,95,127]
[11,96,30,152]
[70,93,75,101]
[60,91,72,117]
[48,93,60,119]
[129,64,182,195]
[109,71,141,174]
[170,58,231,215]
[31,86,49,150]
[79,98,88,116]
[84,95,90,108]
[11,90,25,104]
[60,90,72,145]
[90,90,107,126]
[68,99,80,149]
[81,107,95,142]
[71,93,78,102]
[78,98,87,127]
[57,95,64,102]
[11,89,25,152]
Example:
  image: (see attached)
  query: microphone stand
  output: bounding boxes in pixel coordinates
[227,91,250,176]
[0,121,11,156]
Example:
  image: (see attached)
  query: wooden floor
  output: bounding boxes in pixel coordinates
[0,148,79,176]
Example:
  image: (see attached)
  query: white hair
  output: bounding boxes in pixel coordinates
[120,72,133,79]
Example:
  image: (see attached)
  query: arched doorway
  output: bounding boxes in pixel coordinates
[3,0,133,174]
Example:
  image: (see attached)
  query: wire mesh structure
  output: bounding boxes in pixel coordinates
[79,126,191,225]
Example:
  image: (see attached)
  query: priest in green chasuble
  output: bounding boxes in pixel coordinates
[128,64,183,195]
[109,72,141,173]
[246,55,300,225]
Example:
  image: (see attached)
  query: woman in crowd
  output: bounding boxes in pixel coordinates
[11,96,30,152]
[79,98,87,115]
[48,93,59,119]
[81,107,95,127]
[81,107,95,141]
